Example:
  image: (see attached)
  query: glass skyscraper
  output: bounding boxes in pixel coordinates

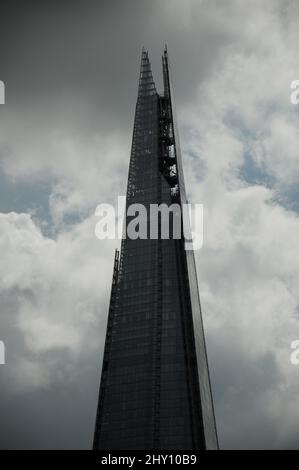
[93,47,218,450]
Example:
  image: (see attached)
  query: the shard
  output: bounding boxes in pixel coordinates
[93,47,218,450]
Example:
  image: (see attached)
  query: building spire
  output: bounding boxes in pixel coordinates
[93,48,219,451]
[162,45,170,98]
[137,47,156,97]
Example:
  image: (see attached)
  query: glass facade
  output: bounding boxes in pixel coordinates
[93,48,218,450]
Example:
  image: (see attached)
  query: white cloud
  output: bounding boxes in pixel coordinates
[0,107,129,226]
[0,212,116,392]
[178,0,299,448]
[252,114,299,186]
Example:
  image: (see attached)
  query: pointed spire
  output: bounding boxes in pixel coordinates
[137,47,156,97]
[162,45,170,98]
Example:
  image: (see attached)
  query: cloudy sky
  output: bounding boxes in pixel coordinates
[1,0,299,449]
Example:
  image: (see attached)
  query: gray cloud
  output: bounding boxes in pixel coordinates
[0,0,299,450]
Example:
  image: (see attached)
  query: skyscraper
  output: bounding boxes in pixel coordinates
[93,47,218,450]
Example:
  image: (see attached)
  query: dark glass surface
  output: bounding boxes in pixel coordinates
[93,49,218,450]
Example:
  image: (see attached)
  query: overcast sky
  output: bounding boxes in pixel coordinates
[1,0,299,449]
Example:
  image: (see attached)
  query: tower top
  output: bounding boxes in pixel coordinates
[137,47,156,97]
